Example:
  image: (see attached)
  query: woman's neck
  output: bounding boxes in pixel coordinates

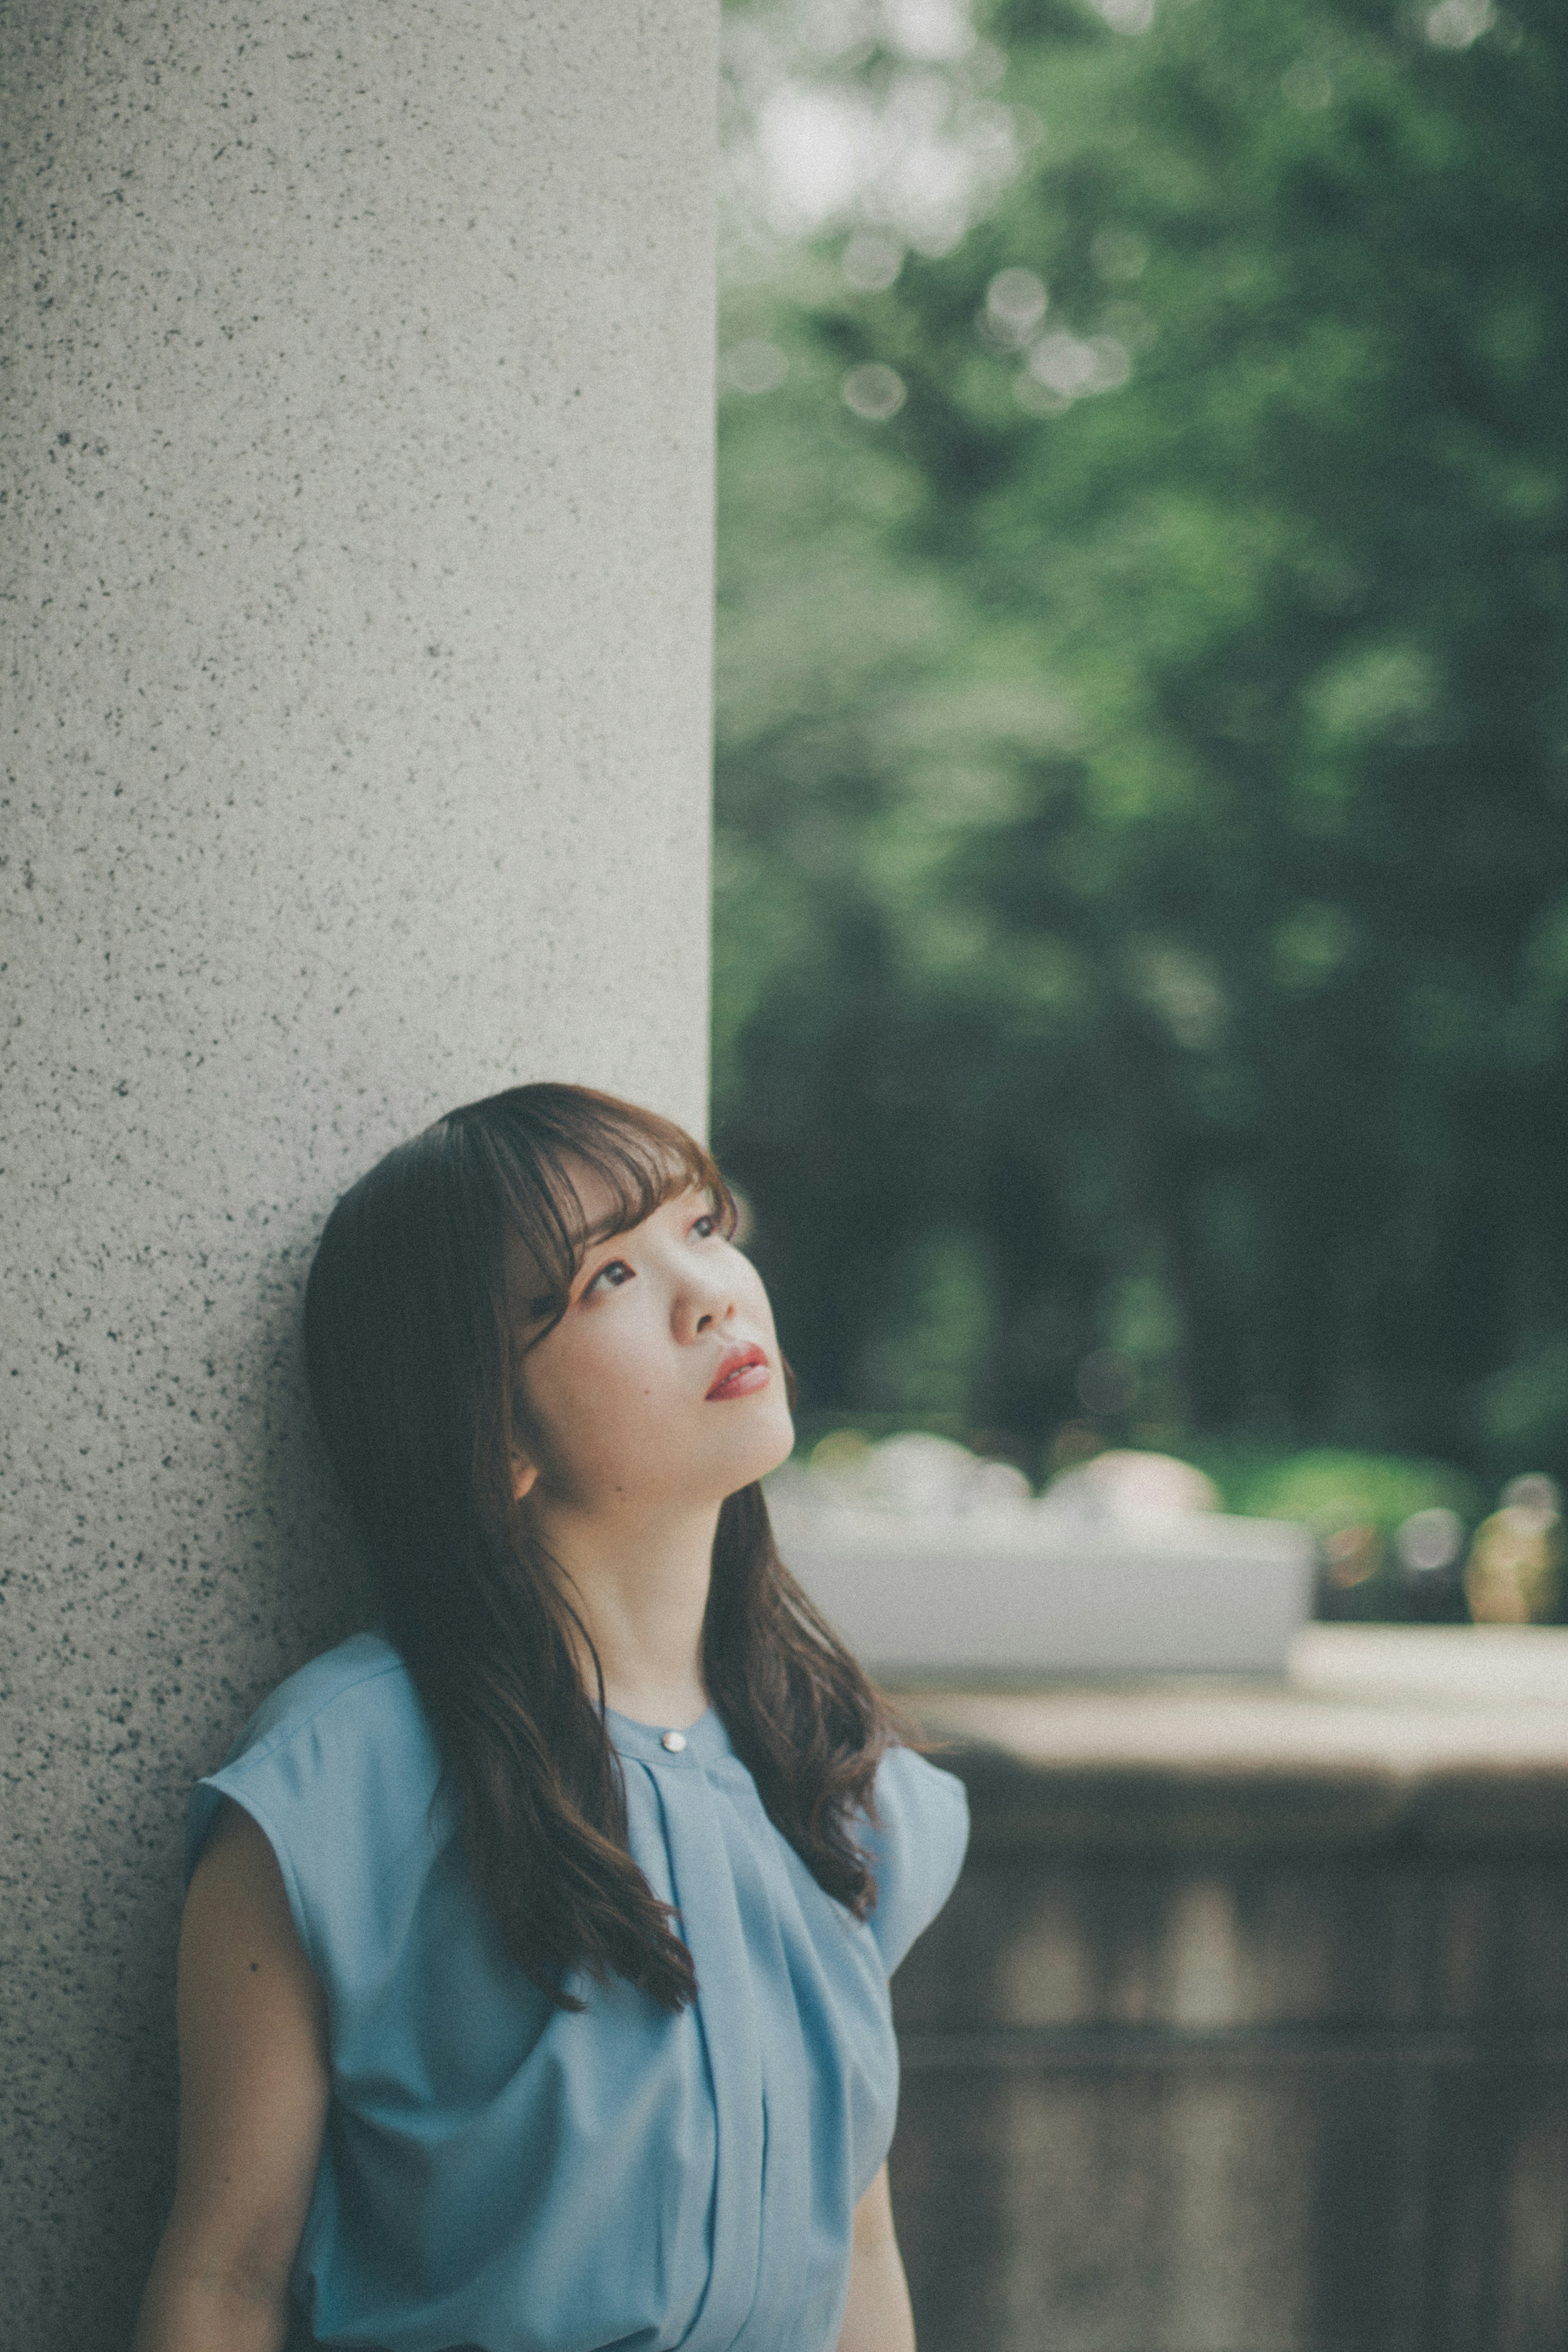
[528,1495,719,1729]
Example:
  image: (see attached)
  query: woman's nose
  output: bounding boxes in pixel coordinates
[674,1258,737,1341]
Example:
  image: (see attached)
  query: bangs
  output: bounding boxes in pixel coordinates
[442,1083,735,1344]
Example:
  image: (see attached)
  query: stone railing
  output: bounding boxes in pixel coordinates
[885,1628,1568,2352]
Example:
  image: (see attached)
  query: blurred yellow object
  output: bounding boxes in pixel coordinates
[1463,1505,1565,1624]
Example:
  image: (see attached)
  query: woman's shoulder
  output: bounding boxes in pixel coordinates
[185,1631,441,1899]
[861,1743,970,1975]
[215,1628,419,1761]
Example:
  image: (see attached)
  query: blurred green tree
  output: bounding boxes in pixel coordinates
[714,0,1568,1477]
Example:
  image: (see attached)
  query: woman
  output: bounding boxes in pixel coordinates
[134,1082,969,2352]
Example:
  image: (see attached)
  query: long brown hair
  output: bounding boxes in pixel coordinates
[303,1081,906,2011]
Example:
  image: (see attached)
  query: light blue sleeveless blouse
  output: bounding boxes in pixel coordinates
[187,1632,969,2352]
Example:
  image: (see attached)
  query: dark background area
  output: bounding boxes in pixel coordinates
[711,0,1568,1533]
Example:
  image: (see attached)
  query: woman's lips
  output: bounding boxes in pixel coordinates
[706,1345,770,1400]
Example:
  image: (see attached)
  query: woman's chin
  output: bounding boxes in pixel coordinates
[716,1402,795,1497]
[758,1400,797,1475]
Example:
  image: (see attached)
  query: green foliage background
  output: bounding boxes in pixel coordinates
[713,0,1568,1486]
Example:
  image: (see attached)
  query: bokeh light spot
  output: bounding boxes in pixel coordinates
[1395,1507,1465,1573]
[1091,226,1148,282]
[842,231,905,291]
[986,266,1048,341]
[1091,0,1155,32]
[1425,0,1494,46]
[842,362,907,419]
[1028,330,1131,398]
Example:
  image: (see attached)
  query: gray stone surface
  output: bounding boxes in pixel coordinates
[0,3,717,2339]
[889,1632,1568,2352]
[895,2042,1568,2352]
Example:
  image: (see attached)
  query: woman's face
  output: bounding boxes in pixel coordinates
[507,1170,795,1517]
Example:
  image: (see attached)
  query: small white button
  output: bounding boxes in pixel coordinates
[661,1730,687,1753]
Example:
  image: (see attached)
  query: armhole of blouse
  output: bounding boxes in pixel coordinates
[188,1778,324,1986]
[867,1746,970,1975]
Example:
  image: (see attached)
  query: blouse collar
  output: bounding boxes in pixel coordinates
[605,1702,734,1771]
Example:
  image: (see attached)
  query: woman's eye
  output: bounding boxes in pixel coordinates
[691,1213,718,1240]
[586,1258,634,1295]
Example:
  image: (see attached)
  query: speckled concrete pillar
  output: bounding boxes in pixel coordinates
[0,2,716,2337]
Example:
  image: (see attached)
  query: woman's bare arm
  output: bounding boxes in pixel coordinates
[133,1802,330,2352]
[835,2162,917,2352]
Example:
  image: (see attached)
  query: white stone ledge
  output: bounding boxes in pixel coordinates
[887,1627,1568,1852]
[901,1626,1568,1773]
[775,1502,1315,1677]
